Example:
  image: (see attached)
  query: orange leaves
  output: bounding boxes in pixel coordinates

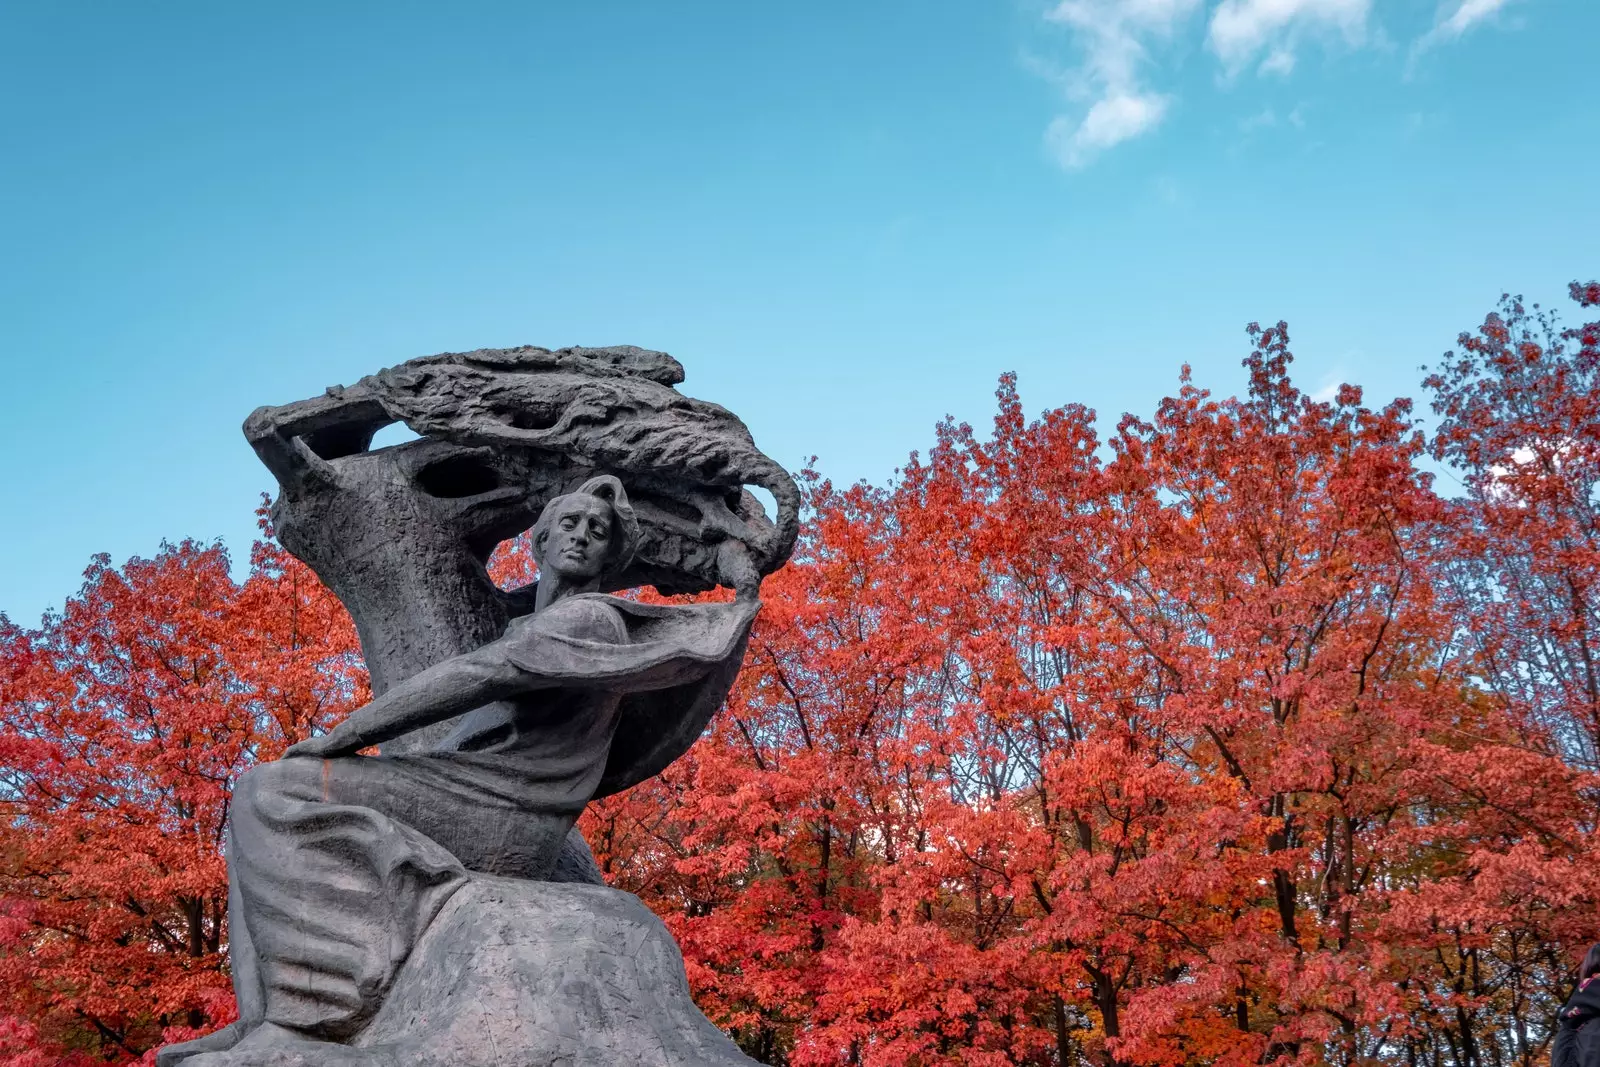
[6,282,1599,1064]
[0,536,363,1062]
[583,293,1600,1065]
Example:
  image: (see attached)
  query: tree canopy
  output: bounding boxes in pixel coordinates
[3,283,1598,1066]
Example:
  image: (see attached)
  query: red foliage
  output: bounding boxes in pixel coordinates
[4,283,1599,1065]
[585,285,1600,1066]
[0,509,364,1063]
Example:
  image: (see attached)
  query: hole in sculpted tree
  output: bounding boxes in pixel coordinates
[501,407,563,431]
[301,424,378,460]
[746,485,775,520]
[369,422,425,450]
[416,455,503,498]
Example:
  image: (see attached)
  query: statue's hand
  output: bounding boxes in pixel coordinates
[282,729,363,760]
[282,735,334,760]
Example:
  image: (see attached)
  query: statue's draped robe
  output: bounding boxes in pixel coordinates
[226,594,759,1040]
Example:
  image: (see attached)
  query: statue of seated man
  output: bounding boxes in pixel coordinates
[161,476,760,1064]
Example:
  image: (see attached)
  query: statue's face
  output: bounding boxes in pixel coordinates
[543,495,615,582]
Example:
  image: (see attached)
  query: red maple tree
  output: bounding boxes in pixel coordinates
[583,283,1600,1065]
[0,514,363,1063]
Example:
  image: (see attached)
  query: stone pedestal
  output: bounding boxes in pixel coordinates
[188,879,757,1067]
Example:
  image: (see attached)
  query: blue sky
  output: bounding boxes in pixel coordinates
[1,1,1595,624]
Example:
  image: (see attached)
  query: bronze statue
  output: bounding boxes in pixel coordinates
[159,347,794,1066]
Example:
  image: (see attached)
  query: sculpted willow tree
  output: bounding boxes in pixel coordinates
[242,345,797,743]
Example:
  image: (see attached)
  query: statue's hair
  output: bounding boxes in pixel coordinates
[530,475,640,582]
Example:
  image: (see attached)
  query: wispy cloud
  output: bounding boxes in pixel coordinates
[1033,0,1522,170]
[1152,175,1186,205]
[1239,106,1277,131]
[1207,0,1372,76]
[1047,91,1172,167]
[1411,0,1516,65]
[1309,367,1349,403]
[1258,47,1297,76]
[1037,0,1205,168]
[1434,0,1516,39]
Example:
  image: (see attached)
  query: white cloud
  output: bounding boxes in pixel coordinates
[1207,0,1371,74]
[1435,0,1514,38]
[1046,0,1205,88]
[1240,106,1277,131]
[1411,0,1516,63]
[1037,0,1204,168]
[1048,90,1172,168]
[1031,0,1513,169]
[1309,364,1357,403]
[1259,47,1297,75]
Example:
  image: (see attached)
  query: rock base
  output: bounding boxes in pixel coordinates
[175,878,757,1067]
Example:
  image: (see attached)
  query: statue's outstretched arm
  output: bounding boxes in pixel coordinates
[283,644,538,759]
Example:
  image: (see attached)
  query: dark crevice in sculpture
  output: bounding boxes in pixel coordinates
[500,407,563,431]
[301,423,380,461]
[415,454,502,498]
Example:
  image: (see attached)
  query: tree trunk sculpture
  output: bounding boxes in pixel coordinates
[242,344,798,879]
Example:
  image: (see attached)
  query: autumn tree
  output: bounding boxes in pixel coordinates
[583,286,1600,1067]
[0,523,363,1063]
[575,340,1443,1063]
[1397,281,1600,1066]
[1426,284,1600,766]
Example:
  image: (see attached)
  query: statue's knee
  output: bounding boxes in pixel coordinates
[235,759,314,813]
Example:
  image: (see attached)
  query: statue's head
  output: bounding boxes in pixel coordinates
[529,475,640,586]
